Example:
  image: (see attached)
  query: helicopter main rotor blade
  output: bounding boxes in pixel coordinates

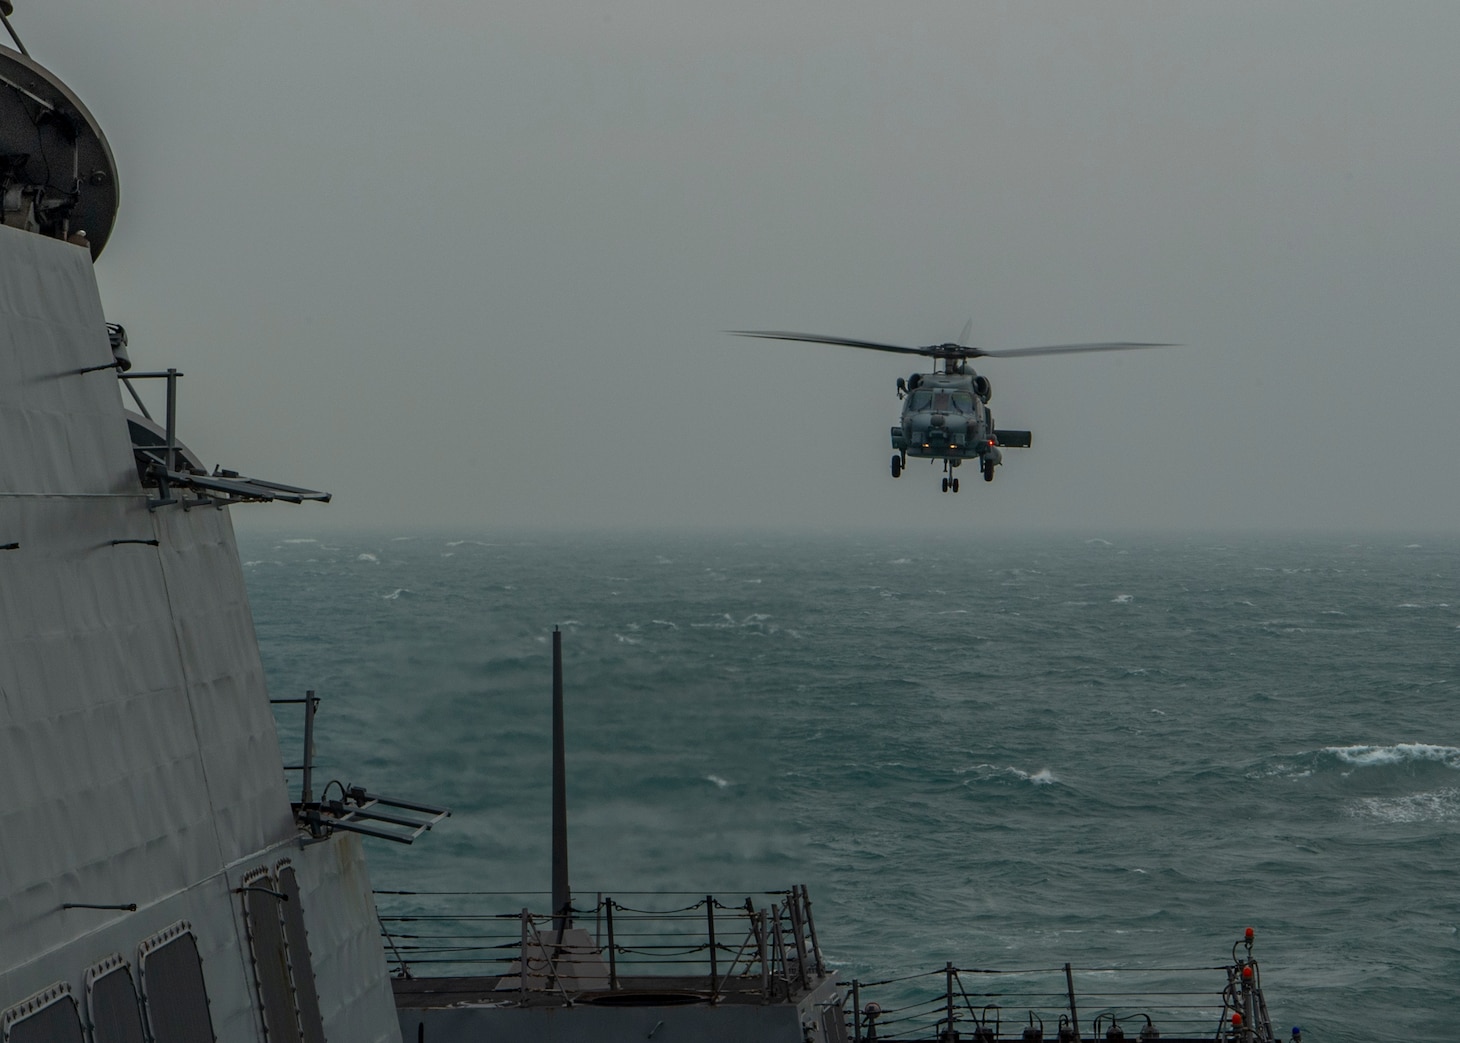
[977,341,1178,359]
[729,330,931,357]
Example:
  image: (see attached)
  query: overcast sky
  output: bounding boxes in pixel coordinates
[16,2,1460,534]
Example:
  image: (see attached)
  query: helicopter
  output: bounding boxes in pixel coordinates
[732,324,1174,492]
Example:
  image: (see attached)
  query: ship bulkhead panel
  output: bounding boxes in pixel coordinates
[0,226,400,1042]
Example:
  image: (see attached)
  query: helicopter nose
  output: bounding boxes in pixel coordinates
[930,415,946,428]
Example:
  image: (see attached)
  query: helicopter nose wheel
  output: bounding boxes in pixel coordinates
[940,460,960,493]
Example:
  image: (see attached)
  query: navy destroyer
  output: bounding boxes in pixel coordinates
[1,17,1291,1043]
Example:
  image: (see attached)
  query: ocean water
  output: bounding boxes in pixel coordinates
[242,530,1460,1041]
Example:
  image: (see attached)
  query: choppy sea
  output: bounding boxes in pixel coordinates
[241,530,1460,1041]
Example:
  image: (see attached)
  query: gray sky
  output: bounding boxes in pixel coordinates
[19,2,1460,534]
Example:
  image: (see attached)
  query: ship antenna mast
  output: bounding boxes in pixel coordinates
[551,627,572,934]
[0,3,29,57]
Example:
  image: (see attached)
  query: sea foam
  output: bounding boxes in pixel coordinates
[1326,743,1460,769]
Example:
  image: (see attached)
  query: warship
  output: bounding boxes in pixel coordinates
[1,18,1291,1043]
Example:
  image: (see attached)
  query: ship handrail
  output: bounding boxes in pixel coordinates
[374,885,830,1005]
[840,933,1278,1043]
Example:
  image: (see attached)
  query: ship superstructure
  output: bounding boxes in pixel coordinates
[0,39,401,1043]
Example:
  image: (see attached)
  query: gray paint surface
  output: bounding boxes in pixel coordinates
[0,223,401,1042]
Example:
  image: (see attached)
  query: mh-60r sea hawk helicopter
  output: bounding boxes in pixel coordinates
[733,325,1174,492]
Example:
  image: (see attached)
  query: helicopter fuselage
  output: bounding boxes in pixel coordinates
[892,371,999,463]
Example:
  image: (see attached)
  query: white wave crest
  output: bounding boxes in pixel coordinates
[705,775,732,788]
[1111,594,1133,604]
[960,763,1057,785]
[357,553,378,562]
[1350,788,1460,823]
[1327,743,1460,769]
[689,613,779,631]
[381,589,411,600]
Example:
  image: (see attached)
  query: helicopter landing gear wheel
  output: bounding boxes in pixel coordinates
[983,461,995,482]
[940,458,961,492]
[891,454,902,478]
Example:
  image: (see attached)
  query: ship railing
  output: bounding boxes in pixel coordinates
[840,953,1271,1042]
[271,692,450,844]
[114,363,331,509]
[374,885,829,1001]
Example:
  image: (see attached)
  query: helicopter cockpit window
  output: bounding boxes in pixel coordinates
[908,390,934,411]
[932,392,954,412]
[950,392,976,414]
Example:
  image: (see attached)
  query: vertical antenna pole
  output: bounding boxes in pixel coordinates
[771,912,788,1001]
[605,899,618,990]
[164,368,178,473]
[800,883,825,975]
[706,895,718,987]
[301,690,316,805]
[943,962,955,1042]
[519,909,530,1002]
[551,627,571,933]
[787,887,810,989]
[1065,962,1082,1042]
[751,903,770,1004]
